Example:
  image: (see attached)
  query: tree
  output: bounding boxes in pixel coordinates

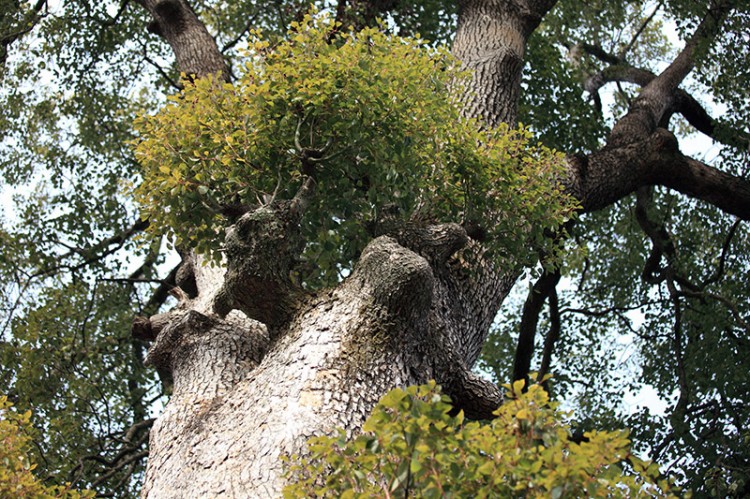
[0,0,748,497]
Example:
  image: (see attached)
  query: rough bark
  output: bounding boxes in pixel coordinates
[135,1,750,497]
[452,0,553,127]
[140,220,500,496]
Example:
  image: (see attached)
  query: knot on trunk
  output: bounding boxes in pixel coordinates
[213,203,307,335]
[433,349,504,420]
[146,0,186,38]
[400,223,468,264]
[175,249,198,298]
[356,236,434,326]
[145,310,269,400]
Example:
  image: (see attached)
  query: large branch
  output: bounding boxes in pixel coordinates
[575,41,750,149]
[563,2,750,219]
[608,0,734,147]
[658,153,750,220]
[585,64,750,149]
[512,269,560,382]
[568,128,750,220]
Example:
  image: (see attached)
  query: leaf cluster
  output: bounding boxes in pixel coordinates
[133,14,575,284]
[283,380,680,498]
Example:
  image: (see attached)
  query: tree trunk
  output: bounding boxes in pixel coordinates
[140,210,518,496]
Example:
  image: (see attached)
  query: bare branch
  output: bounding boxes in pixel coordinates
[620,1,663,58]
[585,64,749,149]
[679,288,750,334]
[29,219,150,280]
[567,128,750,221]
[701,220,741,288]
[91,450,149,488]
[635,187,675,284]
[141,46,182,89]
[221,13,260,53]
[537,285,560,383]
[289,176,317,217]
[512,269,560,382]
[656,152,750,221]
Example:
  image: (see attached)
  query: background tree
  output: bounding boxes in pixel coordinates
[0,0,748,497]
[0,396,93,498]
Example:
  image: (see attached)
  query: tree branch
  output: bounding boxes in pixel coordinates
[585,64,749,149]
[701,220,740,288]
[608,0,734,146]
[567,127,750,221]
[514,0,559,32]
[536,285,559,384]
[635,187,675,284]
[30,219,150,280]
[134,0,228,80]
[512,269,560,382]
[220,13,260,53]
[657,152,750,221]
[0,0,48,71]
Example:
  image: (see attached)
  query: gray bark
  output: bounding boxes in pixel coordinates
[134,0,228,79]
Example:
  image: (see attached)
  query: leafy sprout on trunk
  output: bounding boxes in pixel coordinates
[283,380,680,498]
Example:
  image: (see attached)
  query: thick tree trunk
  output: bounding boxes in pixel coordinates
[142,238,424,496]
[140,210,516,496]
[452,0,554,127]
[135,1,535,495]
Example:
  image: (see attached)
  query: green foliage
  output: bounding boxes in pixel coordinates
[133,14,575,285]
[0,281,156,496]
[481,2,750,495]
[482,192,750,496]
[284,380,679,498]
[0,396,94,498]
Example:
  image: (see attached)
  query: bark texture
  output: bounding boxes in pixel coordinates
[452,0,556,127]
